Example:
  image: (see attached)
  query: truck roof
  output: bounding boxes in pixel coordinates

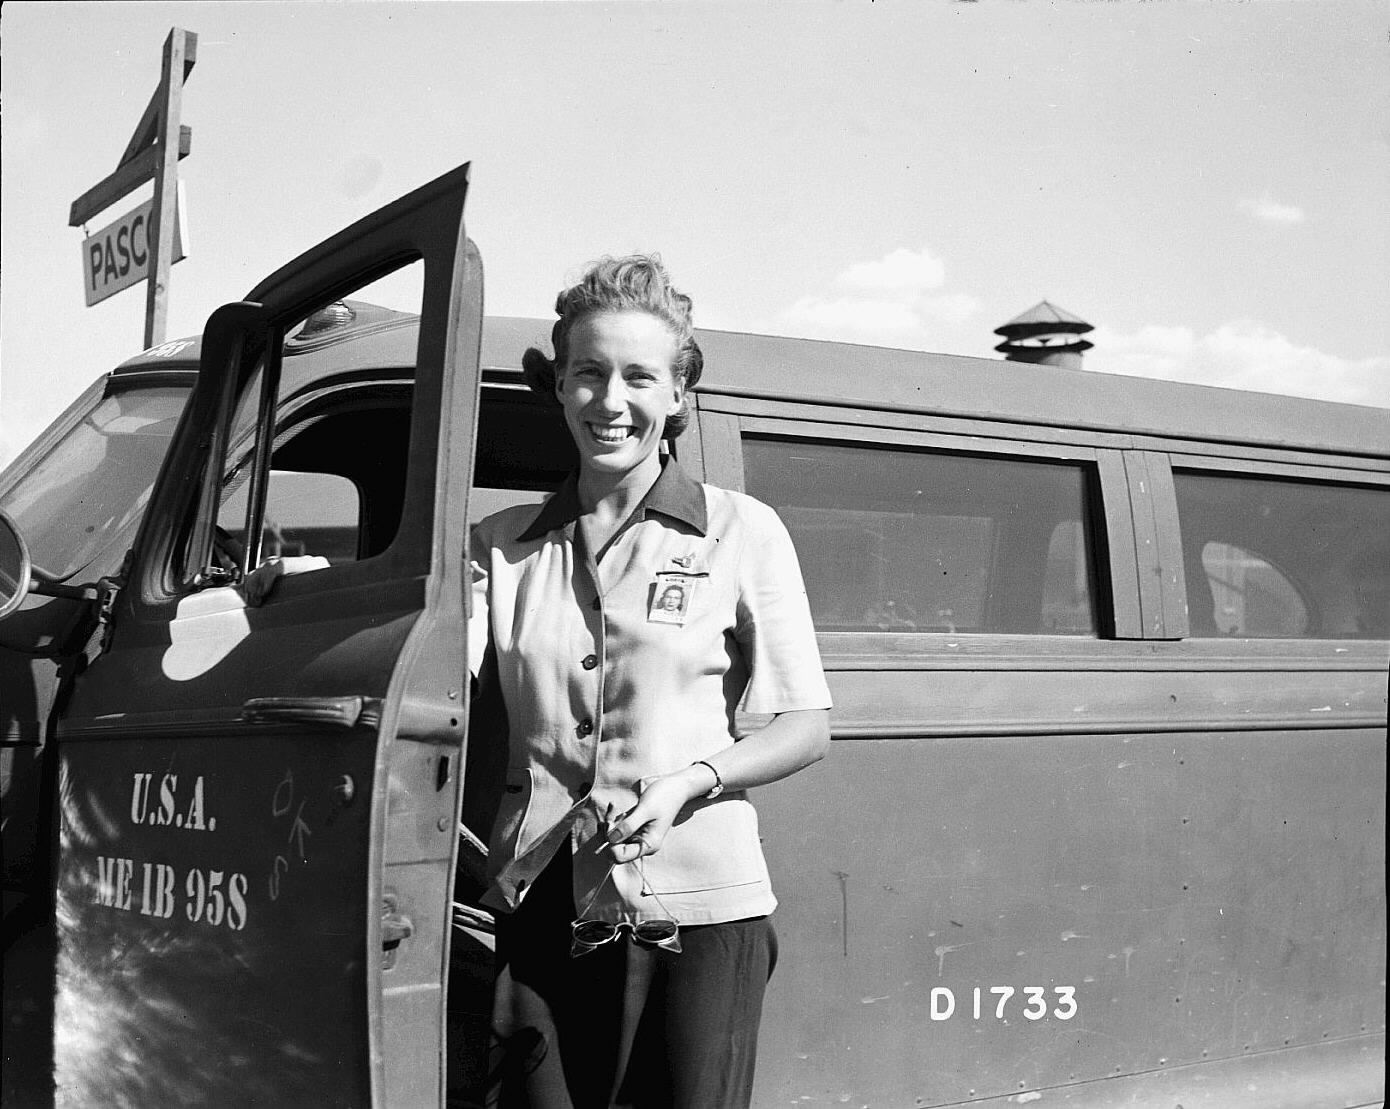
[111,304,1389,459]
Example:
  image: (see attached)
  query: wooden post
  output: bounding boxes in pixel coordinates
[144,28,193,349]
[69,27,195,347]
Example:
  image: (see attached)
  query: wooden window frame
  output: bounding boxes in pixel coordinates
[688,396,1390,673]
[1156,452,1390,654]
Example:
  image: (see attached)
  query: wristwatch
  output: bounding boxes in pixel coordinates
[694,759,724,799]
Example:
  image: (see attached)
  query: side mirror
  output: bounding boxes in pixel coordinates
[0,508,34,620]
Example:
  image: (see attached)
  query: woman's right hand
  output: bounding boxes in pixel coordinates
[604,767,714,863]
[240,556,330,607]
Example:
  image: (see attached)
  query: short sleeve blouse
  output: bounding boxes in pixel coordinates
[469,458,831,926]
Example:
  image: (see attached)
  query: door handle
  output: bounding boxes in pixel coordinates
[382,893,414,969]
[241,695,382,729]
[382,911,414,947]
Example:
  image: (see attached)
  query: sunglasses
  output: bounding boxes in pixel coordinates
[571,857,682,957]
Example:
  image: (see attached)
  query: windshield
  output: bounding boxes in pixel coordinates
[0,386,189,580]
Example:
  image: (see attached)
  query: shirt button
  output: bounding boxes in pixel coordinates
[582,654,598,670]
[576,718,594,737]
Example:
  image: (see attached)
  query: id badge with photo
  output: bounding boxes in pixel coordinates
[648,572,697,625]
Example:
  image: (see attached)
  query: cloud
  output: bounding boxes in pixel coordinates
[767,246,980,347]
[1239,193,1306,225]
[1088,320,1388,408]
[836,248,946,296]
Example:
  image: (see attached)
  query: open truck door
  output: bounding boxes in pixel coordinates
[45,164,482,1106]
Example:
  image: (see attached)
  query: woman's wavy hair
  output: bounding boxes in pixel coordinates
[521,254,704,439]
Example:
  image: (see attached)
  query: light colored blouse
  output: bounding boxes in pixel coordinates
[468,459,831,926]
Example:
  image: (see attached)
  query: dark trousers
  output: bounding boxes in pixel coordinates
[487,850,777,1109]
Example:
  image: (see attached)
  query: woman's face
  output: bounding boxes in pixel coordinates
[556,311,685,480]
[660,587,684,612]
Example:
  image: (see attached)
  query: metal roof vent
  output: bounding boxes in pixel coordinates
[994,300,1094,371]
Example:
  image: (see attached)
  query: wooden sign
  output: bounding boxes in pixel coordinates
[81,187,188,307]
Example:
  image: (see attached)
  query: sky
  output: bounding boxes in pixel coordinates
[3,0,1387,467]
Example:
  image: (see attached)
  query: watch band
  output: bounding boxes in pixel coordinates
[694,759,724,799]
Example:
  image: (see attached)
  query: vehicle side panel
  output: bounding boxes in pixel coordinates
[690,389,1389,1108]
[55,729,376,1106]
[753,689,1386,1106]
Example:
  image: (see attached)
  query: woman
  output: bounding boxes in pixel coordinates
[473,255,831,1108]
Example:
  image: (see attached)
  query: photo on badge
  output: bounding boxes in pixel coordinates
[648,575,693,625]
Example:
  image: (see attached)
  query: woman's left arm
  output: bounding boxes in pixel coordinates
[696,708,830,792]
[606,708,829,862]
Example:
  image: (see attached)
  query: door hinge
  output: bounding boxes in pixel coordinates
[94,551,130,654]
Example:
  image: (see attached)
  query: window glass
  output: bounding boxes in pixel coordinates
[1199,542,1308,637]
[1,387,188,580]
[1042,520,1096,634]
[205,262,424,582]
[742,437,1102,635]
[213,388,413,570]
[1174,471,1390,639]
[218,471,361,565]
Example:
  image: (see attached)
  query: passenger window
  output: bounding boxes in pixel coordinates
[742,437,1103,635]
[1042,520,1095,634]
[1199,541,1308,637]
[1174,471,1390,639]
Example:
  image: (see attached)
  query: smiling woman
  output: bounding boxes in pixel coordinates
[473,255,832,1107]
[555,311,683,496]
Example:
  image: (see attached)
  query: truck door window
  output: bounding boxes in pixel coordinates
[206,369,571,582]
[204,263,423,580]
[218,470,362,564]
[1173,470,1390,638]
[742,437,1103,635]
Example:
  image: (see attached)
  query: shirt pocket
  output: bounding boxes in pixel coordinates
[642,798,770,895]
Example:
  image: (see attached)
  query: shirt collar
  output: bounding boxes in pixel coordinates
[517,456,708,542]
